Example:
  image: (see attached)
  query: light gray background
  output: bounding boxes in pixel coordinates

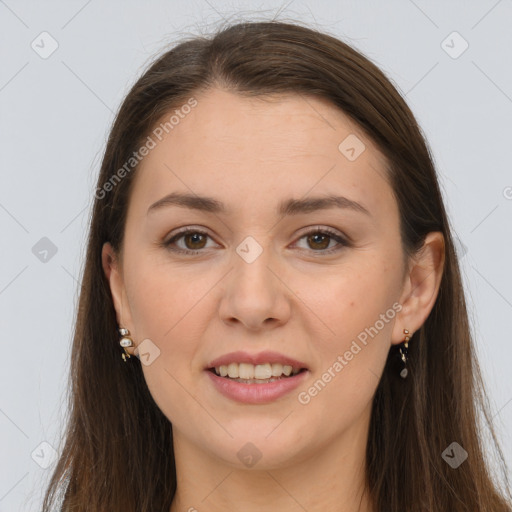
[1,1,511,510]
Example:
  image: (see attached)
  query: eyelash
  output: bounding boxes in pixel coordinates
[162,226,349,256]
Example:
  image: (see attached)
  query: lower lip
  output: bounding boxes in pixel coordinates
[205,369,309,404]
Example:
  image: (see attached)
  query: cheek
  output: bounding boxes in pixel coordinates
[124,259,212,421]
[124,258,214,388]
[126,255,206,334]
[302,256,399,343]
[299,257,398,399]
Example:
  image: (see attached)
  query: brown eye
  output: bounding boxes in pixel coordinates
[182,232,208,250]
[164,229,214,254]
[294,228,348,255]
[306,233,331,250]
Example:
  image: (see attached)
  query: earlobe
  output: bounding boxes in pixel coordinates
[392,231,445,345]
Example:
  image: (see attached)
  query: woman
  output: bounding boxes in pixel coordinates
[42,19,512,512]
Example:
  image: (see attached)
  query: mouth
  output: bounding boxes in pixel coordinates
[205,364,310,404]
[207,363,308,384]
[204,350,310,403]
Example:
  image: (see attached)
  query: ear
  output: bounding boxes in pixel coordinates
[391,231,445,345]
[101,242,137,356]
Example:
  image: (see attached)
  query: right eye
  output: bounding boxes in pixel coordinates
[163,229,217,255]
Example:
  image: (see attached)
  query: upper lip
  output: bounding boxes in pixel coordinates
[206,350,308,370]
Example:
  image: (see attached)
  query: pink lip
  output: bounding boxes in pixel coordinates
[206,350,308,370]
[205,368,310,404]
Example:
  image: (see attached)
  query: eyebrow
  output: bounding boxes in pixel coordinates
[147,192,371,217]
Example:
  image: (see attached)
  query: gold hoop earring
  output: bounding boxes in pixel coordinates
[399,329,411,379]
[118,327,133,362]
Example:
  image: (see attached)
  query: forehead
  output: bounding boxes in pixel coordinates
[129,88,394,220]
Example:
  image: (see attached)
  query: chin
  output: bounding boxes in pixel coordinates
[205,426,311,470]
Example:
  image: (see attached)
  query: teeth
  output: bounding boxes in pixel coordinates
[227,362,239,378]
[254,363,272,379]
[213,362,302,379]
[239,363,254,379]
[271,363,283,377]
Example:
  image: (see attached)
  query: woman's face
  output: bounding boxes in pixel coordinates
[104,88,413,470]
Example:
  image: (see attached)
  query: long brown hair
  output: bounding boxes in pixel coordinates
[42,18,512,511]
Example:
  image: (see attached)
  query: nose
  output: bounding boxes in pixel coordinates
[218,239,291,332]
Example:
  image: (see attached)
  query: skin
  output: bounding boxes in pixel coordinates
[102,88,445,512]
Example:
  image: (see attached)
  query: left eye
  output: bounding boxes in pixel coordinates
[163,227,348,255]
[294,229,348,253]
